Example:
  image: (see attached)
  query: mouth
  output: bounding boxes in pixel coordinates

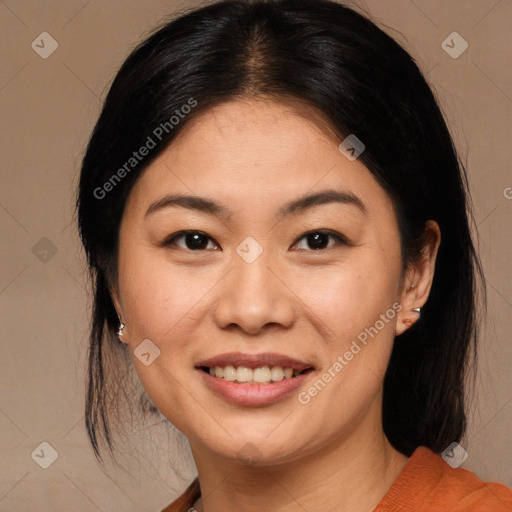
[195,352,315,385]
[197,364,314,384]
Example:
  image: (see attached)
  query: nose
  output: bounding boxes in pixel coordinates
[213,249,295,335]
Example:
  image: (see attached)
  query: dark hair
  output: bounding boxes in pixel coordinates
[76,0,484,461]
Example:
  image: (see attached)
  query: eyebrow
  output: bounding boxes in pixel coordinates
[144,188,367,219]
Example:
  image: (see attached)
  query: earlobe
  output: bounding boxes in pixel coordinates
[395,283,422,336]
[395,310,421,336]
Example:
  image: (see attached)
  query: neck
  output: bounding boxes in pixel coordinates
[189,406,409,512]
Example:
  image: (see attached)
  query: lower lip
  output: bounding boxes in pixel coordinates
[197,368,314,406]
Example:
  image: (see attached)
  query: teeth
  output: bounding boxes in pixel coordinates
[224,366,237,381]
[236,366,253,382]
[253,366,271,383]
[207,365,302,384]
[270,366,284,381]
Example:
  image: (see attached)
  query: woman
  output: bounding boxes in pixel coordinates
[76,0,512,510]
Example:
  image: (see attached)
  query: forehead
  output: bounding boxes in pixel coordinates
[171,97,342,161]
[125,98,396,221]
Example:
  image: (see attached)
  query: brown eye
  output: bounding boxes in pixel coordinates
[164,231,219,251]
[294,230,349,251]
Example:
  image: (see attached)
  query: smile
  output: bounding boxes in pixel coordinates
[199,364,311,384]
[195,352,315,406]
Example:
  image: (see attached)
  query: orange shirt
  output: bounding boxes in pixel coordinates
[374,446,512,511]
[162,446,512,511]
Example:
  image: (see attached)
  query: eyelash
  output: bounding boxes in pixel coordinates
[162,229,350,252]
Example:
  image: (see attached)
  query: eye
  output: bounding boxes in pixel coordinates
[162,229,349,252]
[163,230,220,251]
[293,230,349,251]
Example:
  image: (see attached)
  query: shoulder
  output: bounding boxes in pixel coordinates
[376,446,512,512]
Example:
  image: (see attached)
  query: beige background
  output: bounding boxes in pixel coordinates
[1,0,511,510]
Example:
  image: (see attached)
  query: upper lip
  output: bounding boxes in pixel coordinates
[195,352,314,372]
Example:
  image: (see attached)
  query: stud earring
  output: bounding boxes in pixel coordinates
[116,313,126,339]
[412,307,421,319]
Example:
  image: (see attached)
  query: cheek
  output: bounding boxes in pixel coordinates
[292,247,401,410]
[293,251,401,343]
[116,246,210,426]
[292,263,399,429]
[117,245,214,343]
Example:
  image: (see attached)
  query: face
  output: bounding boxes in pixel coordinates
[113,98,408,466]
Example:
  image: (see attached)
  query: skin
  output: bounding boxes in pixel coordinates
[112,98,440,512]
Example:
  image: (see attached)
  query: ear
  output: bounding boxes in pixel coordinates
[395,220,441,336]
